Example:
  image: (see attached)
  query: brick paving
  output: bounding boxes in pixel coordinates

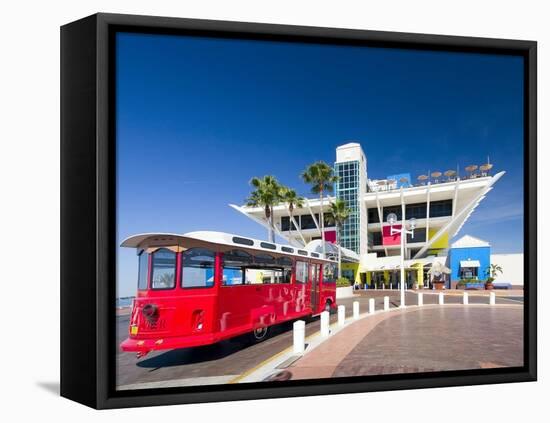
[289,305,523,380]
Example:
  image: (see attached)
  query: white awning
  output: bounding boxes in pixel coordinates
[460,260,480,267]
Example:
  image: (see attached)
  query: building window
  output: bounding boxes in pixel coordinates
[300,214,319,230]
[383,206,402,222]
[406,231,426,243]
[342,269,354,281]
[137,251,149,290]
[151,248,176,289]
[460,267,478,279]
[280,216,297,231]
[367,208,380,223]
[372,231,383,246]
[181,248,215,288]
[406,202,427,219]
[430,200,453,218]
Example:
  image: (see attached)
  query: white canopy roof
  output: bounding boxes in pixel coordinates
[460,259,481,267]
[452,235,490,249]
[120,231,335,262]
[303,240,360,262]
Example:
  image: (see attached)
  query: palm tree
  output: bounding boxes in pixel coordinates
[327,199,351,278]
[279,186,304,244]
[301,161,339,255]
[247,175,281,242]
[485,263,503,282]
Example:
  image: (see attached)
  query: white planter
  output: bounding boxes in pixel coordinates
[336,286,355,299]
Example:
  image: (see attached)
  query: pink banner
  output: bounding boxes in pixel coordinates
[382,224,401,246]
[324,230,336,243]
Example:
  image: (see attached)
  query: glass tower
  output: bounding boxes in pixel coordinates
[335,161,360,253]
[334,143,368,255]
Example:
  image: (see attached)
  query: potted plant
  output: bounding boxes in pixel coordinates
[484,264,503,290]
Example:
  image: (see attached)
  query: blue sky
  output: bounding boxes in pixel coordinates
[116,32,524,297]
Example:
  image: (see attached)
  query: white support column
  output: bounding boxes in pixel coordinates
[439,292,445,305]
[353,301,360,319]
[418,292,423,306]
[304,198,321,232]
[338,305,346,326]
[425,183,431,245]
[287,207,307,247]
[413,172,505,259]
[452,180,460,218]
[384,296,390,311]
[320,311,330,337]
[369,298,375,314]
[463,292,469,305]
[375,191,389,257]
[490,292,496,305]
[293,320,306,354]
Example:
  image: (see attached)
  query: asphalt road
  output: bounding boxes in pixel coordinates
[116,290,522,388]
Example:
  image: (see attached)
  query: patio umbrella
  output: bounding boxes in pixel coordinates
[444,169,456,181]
[428,261,451,275]
[431,171,442,183]
[417,174,428,185]
[465,164,478,178]
[479,163,493,176]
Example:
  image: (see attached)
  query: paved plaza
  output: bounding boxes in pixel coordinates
[288,304,523,380]
[116,291,523,389]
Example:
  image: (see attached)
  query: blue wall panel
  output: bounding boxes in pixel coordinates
[448,246,491,287]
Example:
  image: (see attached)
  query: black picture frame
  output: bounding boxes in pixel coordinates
[60,12,537,409]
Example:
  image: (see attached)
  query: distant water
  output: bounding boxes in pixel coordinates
[116,297,135,308]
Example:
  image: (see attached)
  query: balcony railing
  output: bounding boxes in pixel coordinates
[367,171,491,193]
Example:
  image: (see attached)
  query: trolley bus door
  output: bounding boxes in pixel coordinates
[310,264,320,312]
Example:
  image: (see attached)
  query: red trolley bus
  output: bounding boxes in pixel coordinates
[120,231,338,356]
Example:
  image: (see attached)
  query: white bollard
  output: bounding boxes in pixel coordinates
[390,283,393,290]
[418,292,423,307]
[439,292,444,305]
[489,292,496,305]
[320,311,330,337]
[353,301,360,319]
[384,296,390,311]
[463,292,469,305]
[369,298,375,314]
[338,305,346,327]
[293,320,306,354]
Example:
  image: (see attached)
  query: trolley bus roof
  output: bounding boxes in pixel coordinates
[121,231,336,262]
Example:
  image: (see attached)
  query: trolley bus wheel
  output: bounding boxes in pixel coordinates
[324,300,333,314]
[251,326,269,343]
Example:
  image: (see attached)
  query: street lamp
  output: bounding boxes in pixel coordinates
[387,213,416,307]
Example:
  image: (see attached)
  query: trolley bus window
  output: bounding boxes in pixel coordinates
[323,262,337,283]
[181,248,215,288]
[277,257,293,284]
[245,268,286,284]
[296,261,309,284]
[151,248,176,289]
[137,251,148,290]
[222,249,252,286]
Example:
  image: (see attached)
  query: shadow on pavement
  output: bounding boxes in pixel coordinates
[36,381,60,396]
[136,320,298,369]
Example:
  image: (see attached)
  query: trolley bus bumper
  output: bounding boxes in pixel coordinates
[120,333,219,352]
